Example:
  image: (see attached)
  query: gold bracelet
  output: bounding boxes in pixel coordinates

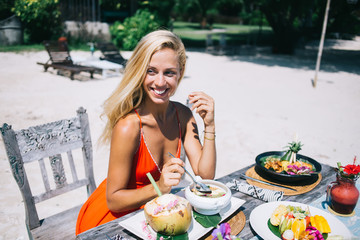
[204,135,216,141]
[203,130,216,135]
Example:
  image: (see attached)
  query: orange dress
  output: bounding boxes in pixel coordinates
[76,107,182,235]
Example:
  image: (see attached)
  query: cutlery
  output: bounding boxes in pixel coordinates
[240,173,297,191]
[168,152,212,194]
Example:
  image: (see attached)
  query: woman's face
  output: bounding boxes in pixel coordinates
[143,48,180,105]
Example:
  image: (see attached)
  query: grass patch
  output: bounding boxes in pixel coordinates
[0,44,44,52]
[173,21,274,48]
[0,43,90,53]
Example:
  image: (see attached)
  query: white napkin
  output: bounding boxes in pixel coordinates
[226,179,284,202]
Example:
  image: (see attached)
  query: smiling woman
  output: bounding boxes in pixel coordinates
[75,30,217,235]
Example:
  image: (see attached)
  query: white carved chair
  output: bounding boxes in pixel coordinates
[0,107,96,240]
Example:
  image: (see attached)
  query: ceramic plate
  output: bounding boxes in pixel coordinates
[119,196,246,239]
[249,201,353,240]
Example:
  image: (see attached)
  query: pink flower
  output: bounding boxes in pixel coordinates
[167,199,179,210]
[153,205,164,215]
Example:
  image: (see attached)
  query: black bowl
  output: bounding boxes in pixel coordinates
[255,151,322,182]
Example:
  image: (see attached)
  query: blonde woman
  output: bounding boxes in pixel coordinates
[76,30,216,234]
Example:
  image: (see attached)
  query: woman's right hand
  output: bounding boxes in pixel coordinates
[157,157,185,194]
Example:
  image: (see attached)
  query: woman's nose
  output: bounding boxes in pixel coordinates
[154,73,166,86]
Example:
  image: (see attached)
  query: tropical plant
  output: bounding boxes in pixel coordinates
[140,0,176,28]
[13,0,62,43]
[110,9,160,50]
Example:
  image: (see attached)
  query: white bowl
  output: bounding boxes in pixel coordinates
[184,179,232,215]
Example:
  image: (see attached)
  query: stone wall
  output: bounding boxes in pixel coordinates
[0,15,23,46]
[64,21,111,42]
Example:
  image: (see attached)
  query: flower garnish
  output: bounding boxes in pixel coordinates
[141,221,156,240]
[153,199,179,215]
[212,223,231,240]
[287,164,313,175]
[337,156,360,180]
[211,223,242,240]
[305,226,324,240]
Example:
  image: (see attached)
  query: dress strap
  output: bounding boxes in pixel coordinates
[133,109,142,128]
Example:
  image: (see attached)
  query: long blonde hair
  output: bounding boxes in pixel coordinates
[100,30,187,144]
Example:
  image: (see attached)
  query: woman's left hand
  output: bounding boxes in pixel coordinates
[188,92,215,129]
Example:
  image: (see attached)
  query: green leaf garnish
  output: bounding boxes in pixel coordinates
[267,219,281,238]
[285,141,303,153]
[193,211,221,228]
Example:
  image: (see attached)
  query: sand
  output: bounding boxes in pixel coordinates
[0,38,359,239]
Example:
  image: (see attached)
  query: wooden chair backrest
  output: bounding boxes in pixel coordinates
[0,107,96,232]
[43,40,73,64]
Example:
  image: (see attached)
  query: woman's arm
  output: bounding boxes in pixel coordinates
[182,92,216,179]
[106,115,158,212]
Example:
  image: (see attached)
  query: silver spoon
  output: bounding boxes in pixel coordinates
[168,152,212,194]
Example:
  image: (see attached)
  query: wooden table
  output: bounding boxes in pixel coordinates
[76,163,335,240]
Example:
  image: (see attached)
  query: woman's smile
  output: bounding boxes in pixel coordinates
[152,88,168,96]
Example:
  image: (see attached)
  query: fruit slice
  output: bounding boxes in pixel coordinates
[270,204,288,226]
[310,215,331,233]
[291,218,306,240]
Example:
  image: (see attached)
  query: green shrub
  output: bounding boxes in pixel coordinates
[110,9,160,51]
[14,0,62,43]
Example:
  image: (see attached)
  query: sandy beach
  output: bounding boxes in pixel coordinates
[1,38,359,239]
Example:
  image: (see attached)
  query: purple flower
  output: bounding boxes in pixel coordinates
[212,223,231,240]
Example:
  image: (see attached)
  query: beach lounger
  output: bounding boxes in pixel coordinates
[96,42,127,67]
[37,40,100,80]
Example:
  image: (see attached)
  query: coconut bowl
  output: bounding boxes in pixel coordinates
[144,194,192,236]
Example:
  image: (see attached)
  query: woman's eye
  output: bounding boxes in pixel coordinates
[147,69,156,75]
[165,71,176,77]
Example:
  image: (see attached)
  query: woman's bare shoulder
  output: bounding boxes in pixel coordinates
[171,101,193,119]
[112,112,141,140]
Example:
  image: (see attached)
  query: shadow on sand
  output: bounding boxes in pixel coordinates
[188,45,360,75]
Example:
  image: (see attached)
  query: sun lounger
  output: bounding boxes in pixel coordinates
[96,42,127,67]
[37,40,100,80]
